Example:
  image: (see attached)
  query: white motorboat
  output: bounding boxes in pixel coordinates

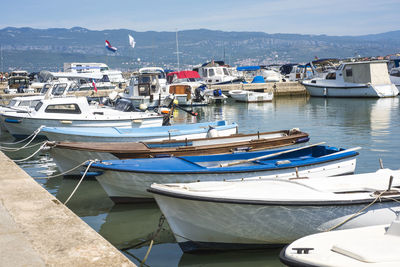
[120,68,168,108]
[149,168,400,252]
[167,71,211,106]
[3,71,35,94]
[194,61,243,85]
[302,61,399,97]
[91,145,358,203]
[280,214,400,266]
[229,90,273,102]
[1,96,163,139]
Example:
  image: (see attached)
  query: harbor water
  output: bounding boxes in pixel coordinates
[2,95,400,266]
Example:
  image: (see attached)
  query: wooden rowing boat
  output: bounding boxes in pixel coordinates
[46,129,309,177]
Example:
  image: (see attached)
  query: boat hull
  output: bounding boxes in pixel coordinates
[43,124,238,142]
[1,115,163,139]
[230,91,273,102]
[303,83,399,98]
[153,192,400,252]
[95,157,356,202]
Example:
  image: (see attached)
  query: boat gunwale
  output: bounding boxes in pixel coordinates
[90,152,358,174]
[50,131,308,153]
[148,185,400,206]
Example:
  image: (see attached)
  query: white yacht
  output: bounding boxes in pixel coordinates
[302,60,399,97]
[194,61,243,85]
[63,62,126,84]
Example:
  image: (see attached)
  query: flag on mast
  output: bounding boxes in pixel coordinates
[128,35,136,48]
[105,40,117,52]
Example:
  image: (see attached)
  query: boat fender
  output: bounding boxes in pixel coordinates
[139,103,148,111]
[207,126,219,138]
[213,89,222,97]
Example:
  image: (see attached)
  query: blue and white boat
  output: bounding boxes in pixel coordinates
[41,120,239,142]
[91,144,359,203]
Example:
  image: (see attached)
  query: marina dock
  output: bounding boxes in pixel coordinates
[0,151,135,266]
[210,81,307,96]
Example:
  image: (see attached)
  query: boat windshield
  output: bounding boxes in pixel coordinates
[51,83,68,96]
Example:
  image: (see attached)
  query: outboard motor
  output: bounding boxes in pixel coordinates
[194,86,206,102]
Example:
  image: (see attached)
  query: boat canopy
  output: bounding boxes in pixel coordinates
[167,71,201,79]
[237,66,260,71]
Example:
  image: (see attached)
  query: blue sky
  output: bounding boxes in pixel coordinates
[1,0,399,35]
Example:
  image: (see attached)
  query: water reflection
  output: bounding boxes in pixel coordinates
[99,203,175,250]
[179,249,285,267]
[3,95,400,267]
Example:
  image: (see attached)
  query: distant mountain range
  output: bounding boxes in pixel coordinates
[0,27,399,72]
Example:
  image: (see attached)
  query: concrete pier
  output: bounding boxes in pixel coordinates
[0,152,135,266]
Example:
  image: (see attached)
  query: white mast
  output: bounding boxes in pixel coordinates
[175,30,182,71]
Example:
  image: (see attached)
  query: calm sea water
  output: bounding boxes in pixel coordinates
[2,96,400,266]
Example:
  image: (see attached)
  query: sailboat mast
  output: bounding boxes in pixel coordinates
[175,30,180,71]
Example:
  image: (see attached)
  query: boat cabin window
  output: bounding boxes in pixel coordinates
[40,84,51,94]
[208,69,215,77]
[34,101,43,111]
[100,75,110,82]
[20,100,40,107]
[325,72,336,80]
[216,68,223,75]
[8,100,18,107]
[345,68,353,77]
[45,104,82,114]
[138,76,151,84]
[391,69,400,77]
[51,83,68,96]
[223,68,229,76]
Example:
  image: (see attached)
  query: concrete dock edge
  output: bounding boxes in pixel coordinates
[0,151,135,266]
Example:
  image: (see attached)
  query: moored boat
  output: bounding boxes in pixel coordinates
[302,60,399,98]
[1,96,163,139]
[149,168,400,252]
[91,144,359,203]
[46,129,309,176]
[41,120,238,142]
[229,90,273,102]
[280,214,400,266]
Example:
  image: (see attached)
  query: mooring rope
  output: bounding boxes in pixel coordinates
[1,140,47,152]
[0,125,44,146]
[33,160,91,179]
[325,190,389,232]
[63,160,96,205]
[13,142,49,162]
[121,215,166,251]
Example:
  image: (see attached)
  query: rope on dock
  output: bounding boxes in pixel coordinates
[0,125,44,148]
[64,160,96,205]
